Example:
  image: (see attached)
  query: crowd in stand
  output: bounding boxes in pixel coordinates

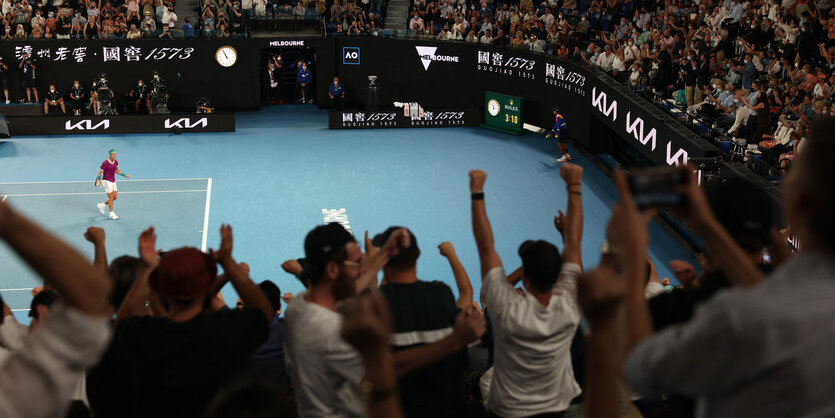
[1,117,834,418]
[0,0,325,39]
[401,0,834,176]
[0,0,192,39]
[324,0,383,35]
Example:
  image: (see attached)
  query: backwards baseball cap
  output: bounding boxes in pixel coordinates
[517,240,562,292]
[372,226,419,268]
[301,223,355,282]
[707,178,773,251]
[149,247,217,301]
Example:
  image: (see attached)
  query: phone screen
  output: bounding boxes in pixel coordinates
[627,168,687,209]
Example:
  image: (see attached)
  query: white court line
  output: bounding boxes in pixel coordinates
[201,178,213,252]
[11,309,29,312]
[3,190,208,197]
[0,178,210,185]
[0,288,34,292]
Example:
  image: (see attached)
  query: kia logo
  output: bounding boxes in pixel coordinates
[164,118,208,129]
[65,119,110,131]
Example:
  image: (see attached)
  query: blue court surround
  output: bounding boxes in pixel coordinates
[0,106,694,323]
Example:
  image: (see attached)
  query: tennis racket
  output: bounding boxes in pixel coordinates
[95,177,102,188]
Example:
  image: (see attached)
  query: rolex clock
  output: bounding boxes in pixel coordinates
[482,91,524,134]
[215,46,238,68]
[487,99,500,117]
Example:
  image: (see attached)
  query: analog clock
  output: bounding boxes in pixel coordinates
[215,46,238,68]
[487,99,500,117]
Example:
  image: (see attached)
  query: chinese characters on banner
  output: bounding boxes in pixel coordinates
[13,46,195,63]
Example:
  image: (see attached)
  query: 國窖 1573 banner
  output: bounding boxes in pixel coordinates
[328,108,480,129]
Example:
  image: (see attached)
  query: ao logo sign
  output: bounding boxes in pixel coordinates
[591,86,689,166]
[164,118,208,129]
[66,119,110,130]
[343,47,360,65]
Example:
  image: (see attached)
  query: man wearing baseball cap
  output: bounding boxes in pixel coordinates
[284,223,486,418]
[110,225,273,418]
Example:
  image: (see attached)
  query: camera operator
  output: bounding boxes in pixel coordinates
[69,80,85,115]
[93,73,117,115]
[18,52,38,104]
[43,83,65,115]
[195,96,214,113]
[296,61,312,104]
[129,79,152,113]
[149,71,170,114]
[328,76,344,109]
[0,55,10,104]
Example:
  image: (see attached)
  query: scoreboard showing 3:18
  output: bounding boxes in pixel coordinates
[482,91,524,135]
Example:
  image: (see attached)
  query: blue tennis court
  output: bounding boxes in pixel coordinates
[0,106,694,323]
[0,179,210,321]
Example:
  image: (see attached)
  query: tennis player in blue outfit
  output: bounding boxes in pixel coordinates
[546,106,569,162]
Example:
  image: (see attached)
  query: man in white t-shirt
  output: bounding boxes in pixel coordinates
[285,223,486,418]
[597,45,616,72]
[468,163,585,418]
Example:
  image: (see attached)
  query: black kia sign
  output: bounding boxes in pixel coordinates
[7,114,235,135]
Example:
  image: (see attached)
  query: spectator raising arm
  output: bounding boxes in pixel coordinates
[209,225,274,323]
[115,227,159,323]
[578,262,625,418]
[0,198,112,418]
[607,169,656,352]
[0,200,111,315]
[673,167,765,287]
[559,163,584,269]
[469,169,502,278]
[84,226,108,273]
[438,241,474,309]
[354,228,411,292]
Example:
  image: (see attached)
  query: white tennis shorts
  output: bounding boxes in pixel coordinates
[102,180,117,194]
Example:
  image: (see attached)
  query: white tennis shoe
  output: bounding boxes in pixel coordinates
[97,203,106,214]
[109,212,119,220]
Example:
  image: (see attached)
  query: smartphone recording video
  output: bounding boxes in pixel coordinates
[627,167,688,209]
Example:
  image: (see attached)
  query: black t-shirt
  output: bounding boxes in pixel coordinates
[658,50,672,73]
[20,60,35,79]
[109,308,268,418]
[57,16,72,35]
[87,329,136,418]
[46,90,61,101]
[684,61,698,86]
[380,280,467,418]
[134,84,150,99]
[70,86,84,99]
